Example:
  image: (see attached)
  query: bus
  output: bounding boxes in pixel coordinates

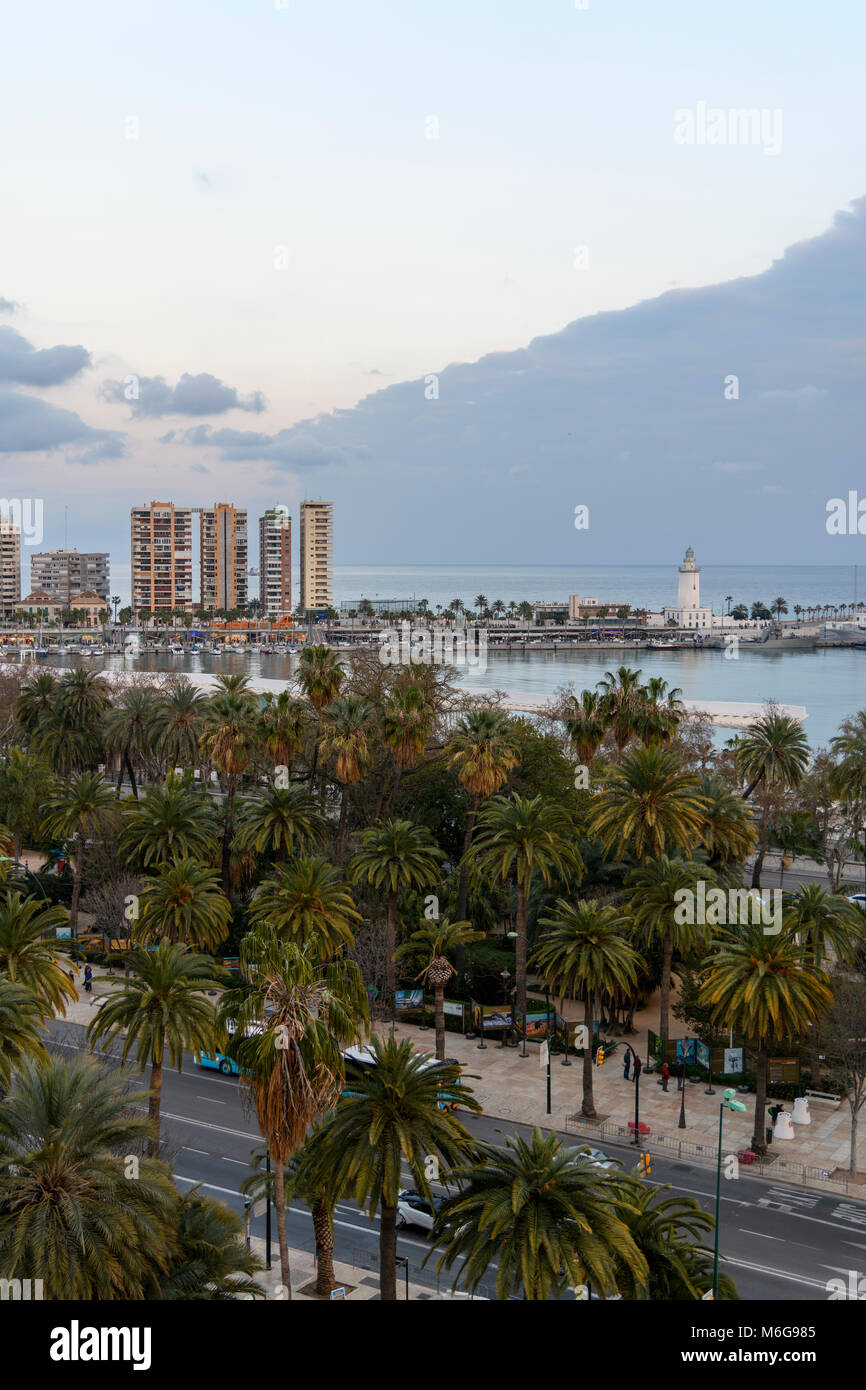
[341,1044,463,1110]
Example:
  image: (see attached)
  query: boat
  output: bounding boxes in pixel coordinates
[169,644,185,654]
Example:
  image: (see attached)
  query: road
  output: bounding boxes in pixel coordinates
[46,1021,864,1300]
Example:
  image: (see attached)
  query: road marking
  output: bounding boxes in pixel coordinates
[161,1110,257,1142]
[221,1156,249,1166]
[738,1229,784,1241]
[196,1095,226,1104]
[721,1257,830,1291]
[182,1146,208,1156]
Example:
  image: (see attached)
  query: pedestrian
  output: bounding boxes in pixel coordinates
[623,1051,631,1081]
[83,964,93,995]
[661,1061,671,1093]
[633,1054,642,1084]
[769,1102,784,1127]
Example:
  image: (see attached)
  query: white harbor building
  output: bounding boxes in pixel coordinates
[664,546,714,630]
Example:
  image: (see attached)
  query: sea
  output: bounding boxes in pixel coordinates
[75,563,866,750]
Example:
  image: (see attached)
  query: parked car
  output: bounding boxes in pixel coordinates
[396,1190,446,1231]
[576,1146,617,1170]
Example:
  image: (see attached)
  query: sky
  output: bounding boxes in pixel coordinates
[2,0,865,590]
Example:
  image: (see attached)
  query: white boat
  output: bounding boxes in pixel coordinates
[169,644,185,654]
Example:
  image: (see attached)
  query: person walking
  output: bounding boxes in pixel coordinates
[661,1061,671,1093]
[623,1051,631,1081]
[83,964,93,996]
[633,1053,642,1084]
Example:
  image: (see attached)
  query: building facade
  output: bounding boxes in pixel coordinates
[68,590,108,626]
[130,503,193,614]
[258,508,292,616]
[298,500,333,614]
[664,545,714,629]
[30,549,109,605]
[200,503,247,612]
[0,523,21,616]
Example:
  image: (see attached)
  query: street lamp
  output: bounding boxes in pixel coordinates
[712,1088,747,1298]
[499,970,511,1048]
[677,1040,689,1130]
[544,985,552,1115]
[621,1043,642,1146]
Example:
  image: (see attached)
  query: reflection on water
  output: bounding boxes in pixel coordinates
[31,642,866,750]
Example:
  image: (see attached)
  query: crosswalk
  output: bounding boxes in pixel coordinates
[758,1185,821,1212]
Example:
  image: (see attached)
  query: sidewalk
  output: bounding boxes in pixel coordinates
[382,1012,861,1195]
[247,1237,457,1301]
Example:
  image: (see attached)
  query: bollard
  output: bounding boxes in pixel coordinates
[774,1111,795,1141]
[792,1096,811,1126]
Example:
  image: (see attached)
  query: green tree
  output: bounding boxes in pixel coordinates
[120,771,220,870]
[431,1127,647,1300]
[0,1055,177,1298]
[148,1187,265,1299]
[351,819,444,1013]
[0,980,47,1087]
[150,681,207,772]
[396,917,483,1059]
[43,772,116,936]
[628,856,716,1047]
[0,891,74,1016]
[234,783,328,864]
[313,1034,480,1300]
[612,1178,738,1299]
[137,858,232,951]
[533,900,642,1117]
[200,688,260,891]
[248,856,361,955]
[320,694,375,861]
[588,744,707,864]
[87,941,221,1156]
[103,686,157,798]
[563,688,609,766]
[470,794,582,1017]
[0,747,53,861]
[447,708,519,925]
[297,644,345,788]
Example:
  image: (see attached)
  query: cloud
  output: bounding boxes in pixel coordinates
[0,389,125,457]
[0,325,90,386]
[0,298,19,314]
[101,371,267,418]
[170,422,355,468]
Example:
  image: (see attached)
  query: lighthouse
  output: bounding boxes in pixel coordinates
[663,546,713,630]
[678,545,700,611]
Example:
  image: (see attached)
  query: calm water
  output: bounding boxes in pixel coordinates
[48,642,866,751]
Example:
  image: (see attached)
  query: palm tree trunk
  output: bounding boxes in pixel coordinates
[312,1198,336,1295]
[272,1156,293,1297]
[379,1200,398,1300]
[70,844,85,939]
[659,930,673,1047]
[581,990,596,1118]
[515,881,527,1018]
[148,1056,163,1158]
[850,1106,858,1176]
[751,1039,769,1156]
[385,890,397,1016]
[434,983,445,1062]
[751,825,768,889]
[455,794,479,975]
[742,773,763,800]
[221,774,236,894]
[335,783,349,864]
[125,751,138,800]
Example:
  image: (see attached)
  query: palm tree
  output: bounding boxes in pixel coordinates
[87,941,222,1156]
[597,666,644,752]
[103,686,157,797]
[249,856,361,955]
[628,856,715,1047]
[699,922,832,1155]
[16,671,58,737]
[396,917,483,1059]
[380,682,435,810]
[200,688,260,891]
[220,928,368,1296]
[43,772,116,936]
[0,1055,177,1298]
[350,820,444,1012]
[258,689,309,773]
[771,597,788,620]
[830,711,866,804]
[782,883,864,1080]
[149,1187,265,1299]
[150,681,207,771]
[474,594,489,617]
[234,783,329,863]
[320,695,375,860]
[431,1128,647,1300]
[297,644,345,788]
[588,744,707,866]
[533,900,642,1117]
[736,710,810,801]
[467,795,581,1017]
[695,773,757,873]
[120,771,220,869]
[0,747,53,862]
[137,858,232,951]
[312,1034,480,1299]
[563,688,609,766]
[612,1178,738,1299]
[447,708,519,923]
[0,891,74,1016]
[0,980,48,1087]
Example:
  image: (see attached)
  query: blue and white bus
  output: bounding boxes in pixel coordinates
[341,1044,463,1110]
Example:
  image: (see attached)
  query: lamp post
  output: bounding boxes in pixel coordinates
[712,1088,747,1298]
[621,1043,642,1146]
[678,1040,689,1130]
[499,970,511,1048]
[545,984,552,1115]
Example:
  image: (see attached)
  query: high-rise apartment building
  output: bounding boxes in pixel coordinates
[0,522,20,616]
[30,549,110,605]
[298,501,333,614]
[258,508,292,616]
[200,503,247,612]
[130,503,193,614]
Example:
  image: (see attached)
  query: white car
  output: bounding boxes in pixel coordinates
[576,1146,617,1170]
[846,894,866,910]
[396,1190,445,1231]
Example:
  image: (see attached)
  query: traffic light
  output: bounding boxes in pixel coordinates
[637,1152,652,1176]
[595,1046,605,1067]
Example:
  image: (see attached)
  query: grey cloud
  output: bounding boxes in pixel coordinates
[0,298,19,314]
[0,326,90,385]
[172,423,353,468]
[0,389,124,457]
[102,371,266,418]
